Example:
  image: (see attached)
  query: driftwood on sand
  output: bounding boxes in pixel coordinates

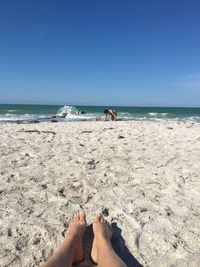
[18,130,56,135]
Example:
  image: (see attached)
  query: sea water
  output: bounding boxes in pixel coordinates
[0,104,200,123]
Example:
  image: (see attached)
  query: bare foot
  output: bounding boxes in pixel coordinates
[91,214,112,263]
[67,211,87,263]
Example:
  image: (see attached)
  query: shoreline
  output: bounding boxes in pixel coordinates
[0,117,199,124]
[0,120,200,267]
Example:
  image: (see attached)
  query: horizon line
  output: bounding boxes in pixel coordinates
[0,103,200,109]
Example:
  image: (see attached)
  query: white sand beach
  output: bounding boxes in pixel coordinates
[0,121,200,267]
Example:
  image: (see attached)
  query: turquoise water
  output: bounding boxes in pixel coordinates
[0,104,200,122]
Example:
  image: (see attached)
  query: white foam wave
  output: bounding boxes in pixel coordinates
[148,112,158,116]
[57,105,77,116]
[6,109,19,113]
[0,114,47,121]
[148,112,169,116]
[186,116,200,122]
[56,105,98,120]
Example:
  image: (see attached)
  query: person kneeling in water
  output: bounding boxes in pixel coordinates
[104,109,117,121]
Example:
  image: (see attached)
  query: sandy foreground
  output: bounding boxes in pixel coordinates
[0,121,200,267]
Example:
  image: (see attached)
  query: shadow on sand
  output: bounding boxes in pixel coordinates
[79,222,143,267]
[111,222,143,267]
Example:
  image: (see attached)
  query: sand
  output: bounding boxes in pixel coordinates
[0,120,200,267]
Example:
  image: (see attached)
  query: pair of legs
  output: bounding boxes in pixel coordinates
[42,212,126,267]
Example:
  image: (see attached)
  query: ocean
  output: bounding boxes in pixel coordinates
[0,104,200,123]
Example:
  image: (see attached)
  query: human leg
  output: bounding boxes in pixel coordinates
[42,211,86,267]
[91,214,127,267]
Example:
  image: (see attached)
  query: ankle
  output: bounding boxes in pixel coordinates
[64,234,79,245]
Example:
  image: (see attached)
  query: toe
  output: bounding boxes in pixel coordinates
[77,212,81,221]
[95,214,101,222]
[74,213,79,221]
[100,216,105,223]
[103,218,107,224]
[79,211,86,222]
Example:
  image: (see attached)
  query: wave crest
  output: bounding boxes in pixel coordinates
[56,105,77,116]
[148,112,169,116]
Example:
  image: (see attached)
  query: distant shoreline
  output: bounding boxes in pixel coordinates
[0,103,200,109]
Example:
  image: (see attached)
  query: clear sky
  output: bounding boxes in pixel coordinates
[0,0,200,107]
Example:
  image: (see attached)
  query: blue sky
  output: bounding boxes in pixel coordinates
[0,0,200,107]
